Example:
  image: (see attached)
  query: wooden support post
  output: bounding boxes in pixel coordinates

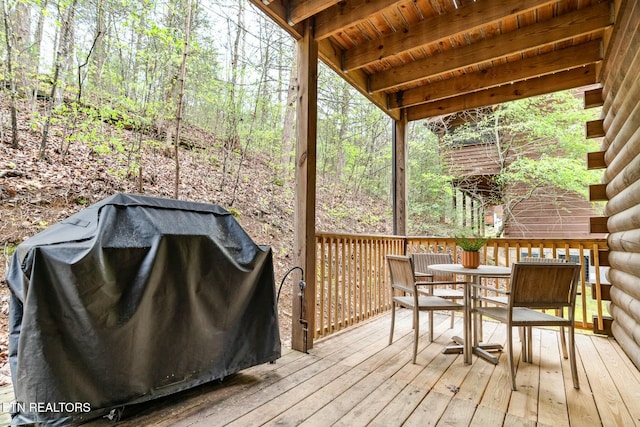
[462,193,467,228]
[393,109,408,236]
[292,20,317,352]
[470,198,475,232]
[597,249,609,266]
[452,186,457,227]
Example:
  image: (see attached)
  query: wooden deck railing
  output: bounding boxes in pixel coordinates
[314,233,609,339]
[314,233,405,337]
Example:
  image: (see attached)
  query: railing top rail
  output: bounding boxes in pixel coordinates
[315,232,405,240]
[406,236,607,247]
[317,233,607,244]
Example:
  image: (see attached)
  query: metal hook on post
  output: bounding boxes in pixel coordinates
[298,278,308,354]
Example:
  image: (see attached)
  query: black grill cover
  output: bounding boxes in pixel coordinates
[6,194,281,425]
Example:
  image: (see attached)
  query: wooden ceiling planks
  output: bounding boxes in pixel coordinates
[249,0,614,121]
[388,40,604,110]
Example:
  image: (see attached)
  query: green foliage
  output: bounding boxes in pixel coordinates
[227,207,241,219]
[498,155,598,199]
[407,123,457,234]
[5,244,17,257]
[323,202,384,228]
[454,234,490,252]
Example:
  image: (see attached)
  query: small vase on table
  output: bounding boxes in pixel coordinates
[461,250,480,269]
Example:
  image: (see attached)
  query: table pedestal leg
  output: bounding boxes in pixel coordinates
[442,335,502,364]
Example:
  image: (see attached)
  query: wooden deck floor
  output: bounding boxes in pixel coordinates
[2,310,640,426]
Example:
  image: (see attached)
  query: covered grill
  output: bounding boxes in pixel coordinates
[6,193,280,425]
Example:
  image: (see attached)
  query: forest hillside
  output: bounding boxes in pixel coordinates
[0,96,394,386]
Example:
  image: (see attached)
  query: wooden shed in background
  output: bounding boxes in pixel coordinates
[439,107,607,240]
[250,0,640,367]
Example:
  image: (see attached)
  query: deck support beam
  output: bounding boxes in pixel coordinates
[393,109,408,236]
[293,20,318,352]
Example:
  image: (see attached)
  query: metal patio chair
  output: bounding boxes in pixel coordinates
[387,255,464,364]
[473,262,581,390]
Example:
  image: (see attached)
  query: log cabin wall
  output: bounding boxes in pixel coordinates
[599,0,640,369]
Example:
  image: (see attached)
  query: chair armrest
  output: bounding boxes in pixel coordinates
[429,280,468,285]
[416,280,467,286]
[415,280,432,286]
[470,283,509,295]
[416,281,464,286]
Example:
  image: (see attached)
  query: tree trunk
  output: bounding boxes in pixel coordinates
[76,32,101,104]
[40,0,78,159]
[54,1,76,105]
[1,0,18,148]
[12,1,29,96]
[228,0,246,150]
[281,56,297,179]
[159,2,180,150]
[29,0,48,112]
[173,0,193,199]
[220,0,246,190]
[89,0,106,94]
[335,80,350,180]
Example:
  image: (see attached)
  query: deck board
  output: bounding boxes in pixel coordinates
[537,329,569,427]
[506,327,539,423]
[1,310,640,426]
[562,333,601,427]
[592,334,640,423]
[575,333,636,426]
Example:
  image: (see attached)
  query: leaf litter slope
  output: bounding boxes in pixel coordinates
[0,98,392,386]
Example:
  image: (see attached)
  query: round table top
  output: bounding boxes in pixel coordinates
[428,264,511,276]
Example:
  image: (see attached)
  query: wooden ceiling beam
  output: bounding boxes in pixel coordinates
[406,64,598,121]
[248,0,303,39]
[314,0,401,40]
[389,40,603,110]
[369,1,612,93]
[343,0,558,72]
[288,0,343,25]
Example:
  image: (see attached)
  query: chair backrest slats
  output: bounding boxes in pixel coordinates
[520,257,566,263]
[412,253,455,282]
[387,255,417,295]
[509,262,581,310]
